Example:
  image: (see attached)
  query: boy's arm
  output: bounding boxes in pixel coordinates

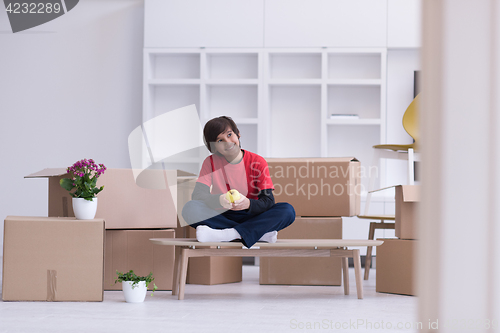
[191,182,223,209]
[247,189,275,215]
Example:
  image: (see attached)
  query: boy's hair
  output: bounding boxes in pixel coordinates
[203,116,241,154]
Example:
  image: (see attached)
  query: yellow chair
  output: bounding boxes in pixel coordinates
[373,93,419,153]
[358,93,420,280]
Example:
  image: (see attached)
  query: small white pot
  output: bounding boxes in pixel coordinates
[122,281,147,303]
[72,197,98,220]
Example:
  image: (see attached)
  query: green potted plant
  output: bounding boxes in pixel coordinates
[115,270,158,303]
[59,159,106,219]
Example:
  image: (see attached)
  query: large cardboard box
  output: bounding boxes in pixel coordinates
[376,238,416,296]
[104,229,175,291]
[25,168,196,229]
[2,216,104,301]
[395,185,420,240]
[265,158,361,217]
[259,217,342,286]
[185,226,242,285]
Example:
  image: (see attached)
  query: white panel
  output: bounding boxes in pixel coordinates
[270,53,322,79]
[387,0,422,48]
[265,0,387,47]
[152,86,200,117]
[151,53,200,79]
[238,124,258,154]
[207,54,258,79]
[270,86,321,157]
[327,125,380,192]
[145,0,264,47]
[207,85,258,118]
[328,53,381,80]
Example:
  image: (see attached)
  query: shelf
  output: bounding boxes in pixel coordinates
[148,79,201,85]
[328,85,381,119]
[326,79,382,86]
[268,79,322,86]
[326,118,381,125]
[206,79,259,85]
[144,48,387,165]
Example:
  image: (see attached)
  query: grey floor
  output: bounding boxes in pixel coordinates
[0,261,419,333]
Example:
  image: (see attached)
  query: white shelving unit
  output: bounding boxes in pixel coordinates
[143,48,387,181]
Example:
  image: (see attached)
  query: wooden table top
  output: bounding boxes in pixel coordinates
[149,238,384,248]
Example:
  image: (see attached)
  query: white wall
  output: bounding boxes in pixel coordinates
[0,0,144,252]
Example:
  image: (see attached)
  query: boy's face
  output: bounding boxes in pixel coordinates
[214,127,241,158]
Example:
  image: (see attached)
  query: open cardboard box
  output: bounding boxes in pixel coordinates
[369,184,420,239]
[25,168,197,229]
[265,157,361,217]
[395,185,420,239]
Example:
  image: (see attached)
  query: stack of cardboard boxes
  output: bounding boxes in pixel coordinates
[23,168,195,292]
[376,185,420,296]
[260,158,361,286]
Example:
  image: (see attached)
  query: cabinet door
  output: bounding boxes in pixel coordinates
[264,0,387,47]
[145,0,264,47]
[387,0,422,48]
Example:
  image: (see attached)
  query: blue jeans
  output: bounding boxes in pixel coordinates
[182,200,295,248]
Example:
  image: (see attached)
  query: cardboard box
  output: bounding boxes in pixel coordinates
[25,168,196,229]
[185,226,242,285]
[259,217,342,286]
[175,178,197,234]
[265,158,361,217]
[104,229,175,291]
[395,185,420,239]
[376,238,416,296]
[2,216,104,301]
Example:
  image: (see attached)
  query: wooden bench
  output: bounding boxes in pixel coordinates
[149,238,384,300]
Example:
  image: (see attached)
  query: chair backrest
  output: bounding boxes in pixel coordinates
[402,93,420,142]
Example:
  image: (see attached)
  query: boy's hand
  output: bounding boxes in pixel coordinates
[219,194,233,209]
[231,195,250,211]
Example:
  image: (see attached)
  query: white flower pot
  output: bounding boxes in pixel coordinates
[72,197,98,220]
[122,281,147,303]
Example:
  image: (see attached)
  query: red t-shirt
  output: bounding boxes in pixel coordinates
[196,149,274,200]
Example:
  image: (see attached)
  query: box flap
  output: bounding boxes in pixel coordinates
[401,185,420,202]
[370,185,420,202]
[25,168,67,178]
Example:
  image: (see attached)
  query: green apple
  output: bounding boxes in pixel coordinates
[225,189,241,203]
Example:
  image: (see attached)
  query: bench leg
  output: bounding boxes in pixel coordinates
[342,256,349,295]
[353,249,363,299]
[172,245,181,296]
[178,248,190,300]
[364,222,376,280]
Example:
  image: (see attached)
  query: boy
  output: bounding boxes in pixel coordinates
[182,116,295,248]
